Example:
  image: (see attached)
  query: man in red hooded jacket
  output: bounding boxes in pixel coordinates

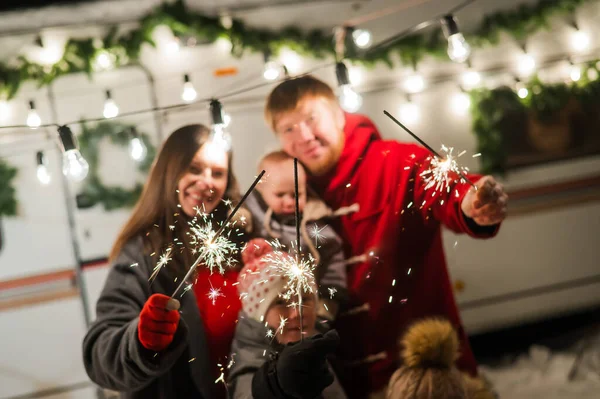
[264,76,508,398]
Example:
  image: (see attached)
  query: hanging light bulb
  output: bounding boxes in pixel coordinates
[403,73,425,93]
[223,113,232,128]
[280,49,301,74]
[461,64,481,89]
[263,60,281,80]
[209,99,232,152]
[166,37,180,54]
[94,50,113,70]
[569,62,581,82]
[263,50,282,81]
[27,100,41,129]
[399,95,420,125]
[336,62,362,113]
[103,90,119,119]
[128,128,148,162]
[517,52,536,76]
[571,29,590,52]
[181,74,197,102]
[36,151,51,185]
[34,35,64,65]
[515,78,529,99]
[451,90,471,116]
[441,15,471,63]
[58,125,89,182]
[352,28,372,49]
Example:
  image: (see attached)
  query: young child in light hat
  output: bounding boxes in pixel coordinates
[227,244,347,399]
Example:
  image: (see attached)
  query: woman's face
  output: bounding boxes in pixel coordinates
[177,142,229,217]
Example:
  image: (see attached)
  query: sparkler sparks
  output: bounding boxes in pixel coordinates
[309,223,326,246]
[277,315,288,336]
[149,248,172,283]
[263,250,316,303]
[180,283,193,298]
[170,170,265,299]
[207,284,224,305]
[383,110,476,194]
[419,145,470,195]
[328,287,337,299]
[188,213,238,275]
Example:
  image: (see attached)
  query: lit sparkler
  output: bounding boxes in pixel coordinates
[189,215,238,275]
[420,144,470,194]
[383,110,476,191]
[264,250,316,308]
[169,170,266,299]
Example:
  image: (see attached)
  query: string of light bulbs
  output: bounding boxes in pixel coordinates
[0,0,481,131]
[0,0,595,188]
[10,39,600,187]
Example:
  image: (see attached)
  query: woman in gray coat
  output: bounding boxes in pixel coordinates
[82,125,250,399]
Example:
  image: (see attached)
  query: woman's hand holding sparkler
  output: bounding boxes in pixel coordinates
[251,330,340,399]
[138,294,181,352]
[461,176,508,226]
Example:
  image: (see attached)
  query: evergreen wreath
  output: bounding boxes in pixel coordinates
[0,159,18,217]
[76,121,157,210]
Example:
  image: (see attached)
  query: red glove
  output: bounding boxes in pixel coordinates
[242,238,273,265]
[138,293,180,352]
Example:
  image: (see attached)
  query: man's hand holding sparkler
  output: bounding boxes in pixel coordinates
[461,176,508,226]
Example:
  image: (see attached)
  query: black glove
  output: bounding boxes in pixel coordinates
[252,330,340,399]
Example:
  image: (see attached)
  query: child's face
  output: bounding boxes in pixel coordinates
[265,292,316,345]
[259,159,306,216]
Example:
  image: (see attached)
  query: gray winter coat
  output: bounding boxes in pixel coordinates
[82,237,215,399]
[245,191,347,302]
[227,312,347,399]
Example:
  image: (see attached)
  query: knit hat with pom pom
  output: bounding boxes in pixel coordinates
[386,318,495,399]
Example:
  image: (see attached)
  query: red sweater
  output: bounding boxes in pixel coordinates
[193,268,241,399]
[311,113,500,396]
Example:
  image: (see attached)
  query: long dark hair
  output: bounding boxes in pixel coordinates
[110,124,242,274]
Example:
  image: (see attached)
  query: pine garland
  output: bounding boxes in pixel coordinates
[470,59,600,175]
[0,0,595,100]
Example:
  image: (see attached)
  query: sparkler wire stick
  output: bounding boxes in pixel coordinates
[214,170,266,238]
[293,158,304,341]
[383,110,477,189]
[170,170,266,299]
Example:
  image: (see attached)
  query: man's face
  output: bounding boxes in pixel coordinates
[274,97,345,176]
